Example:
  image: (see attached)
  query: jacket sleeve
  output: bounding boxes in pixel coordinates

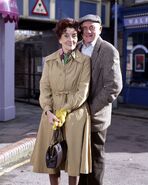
[63,56,90,112]
[39,59,53,113]
[90,48,123,113]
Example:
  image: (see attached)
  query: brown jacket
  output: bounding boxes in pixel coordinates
[78,36,123,131]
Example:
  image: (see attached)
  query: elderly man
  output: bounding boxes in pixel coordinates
[78,14,123,185]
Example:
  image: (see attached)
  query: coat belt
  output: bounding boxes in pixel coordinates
[53,90,76,96]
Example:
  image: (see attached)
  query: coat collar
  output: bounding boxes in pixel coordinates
[91,36,102,59]
[45,49,84,64]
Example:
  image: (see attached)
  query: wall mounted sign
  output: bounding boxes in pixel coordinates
[135,0,148,3]
[124,15,148,27]
[32,0,48,16]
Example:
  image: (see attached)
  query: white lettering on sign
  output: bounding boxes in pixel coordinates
[124,16,148,27]
[135,0,148,3]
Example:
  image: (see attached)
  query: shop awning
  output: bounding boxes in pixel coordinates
[0,0,19,23]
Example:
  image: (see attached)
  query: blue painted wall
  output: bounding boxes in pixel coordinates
[80,1,97,17]
[16,0,23,15]
[101,4,105,26]
[16,0,108,26]
[55,0,74,19]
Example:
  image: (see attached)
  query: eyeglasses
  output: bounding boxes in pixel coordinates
[81,25,96,33]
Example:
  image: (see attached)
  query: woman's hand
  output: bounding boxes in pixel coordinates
[46,110,59,125]
[52,109,68,130]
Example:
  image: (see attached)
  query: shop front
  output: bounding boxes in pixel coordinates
[123,5,148,107]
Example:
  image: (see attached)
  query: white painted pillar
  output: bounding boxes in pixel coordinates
[97,0,102,18]
[0,16,15,121]
[74,0,80,20]
[50,0,55,20]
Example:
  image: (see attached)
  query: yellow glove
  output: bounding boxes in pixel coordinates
[52,109,67,130]
[52,121,59,130]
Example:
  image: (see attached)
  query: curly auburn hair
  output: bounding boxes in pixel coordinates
[54,18,79,39]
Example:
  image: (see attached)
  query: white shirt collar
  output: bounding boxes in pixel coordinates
[81,37,98,57]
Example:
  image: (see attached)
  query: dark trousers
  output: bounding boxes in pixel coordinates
[79,129,107,185]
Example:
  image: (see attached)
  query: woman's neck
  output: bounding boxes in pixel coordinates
[62,49,72,54]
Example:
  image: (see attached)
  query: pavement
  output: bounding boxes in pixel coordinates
[0,102,41,175]
[0,102,148,176]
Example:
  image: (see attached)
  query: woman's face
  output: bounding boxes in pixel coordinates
[59,27,78,53]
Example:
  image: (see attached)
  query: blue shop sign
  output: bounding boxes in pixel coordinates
[124,15,148,27]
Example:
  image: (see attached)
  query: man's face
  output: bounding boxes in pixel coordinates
[81,21,102,44]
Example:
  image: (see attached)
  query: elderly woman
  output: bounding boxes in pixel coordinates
[31,18,91,185]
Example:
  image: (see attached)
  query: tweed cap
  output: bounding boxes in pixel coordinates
[79,14,101,25]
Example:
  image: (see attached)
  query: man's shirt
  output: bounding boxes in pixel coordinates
[81,37,98,57]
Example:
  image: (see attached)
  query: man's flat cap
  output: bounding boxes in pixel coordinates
[79,14,101,25]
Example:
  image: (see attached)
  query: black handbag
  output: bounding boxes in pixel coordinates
[46,128,67,168]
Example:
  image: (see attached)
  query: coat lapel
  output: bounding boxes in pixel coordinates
[91,36,102,71]
[77,37,102,73]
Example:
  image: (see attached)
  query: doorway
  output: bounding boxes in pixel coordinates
[15,30,58,104]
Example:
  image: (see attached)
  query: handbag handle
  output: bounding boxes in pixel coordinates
[50,128,64,145]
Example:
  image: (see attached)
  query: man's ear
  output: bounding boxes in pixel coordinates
[78,26,83,35]
[99,26,102,34]
[78,26,83,40]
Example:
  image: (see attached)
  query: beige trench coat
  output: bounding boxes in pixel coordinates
[31,49,92,176]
